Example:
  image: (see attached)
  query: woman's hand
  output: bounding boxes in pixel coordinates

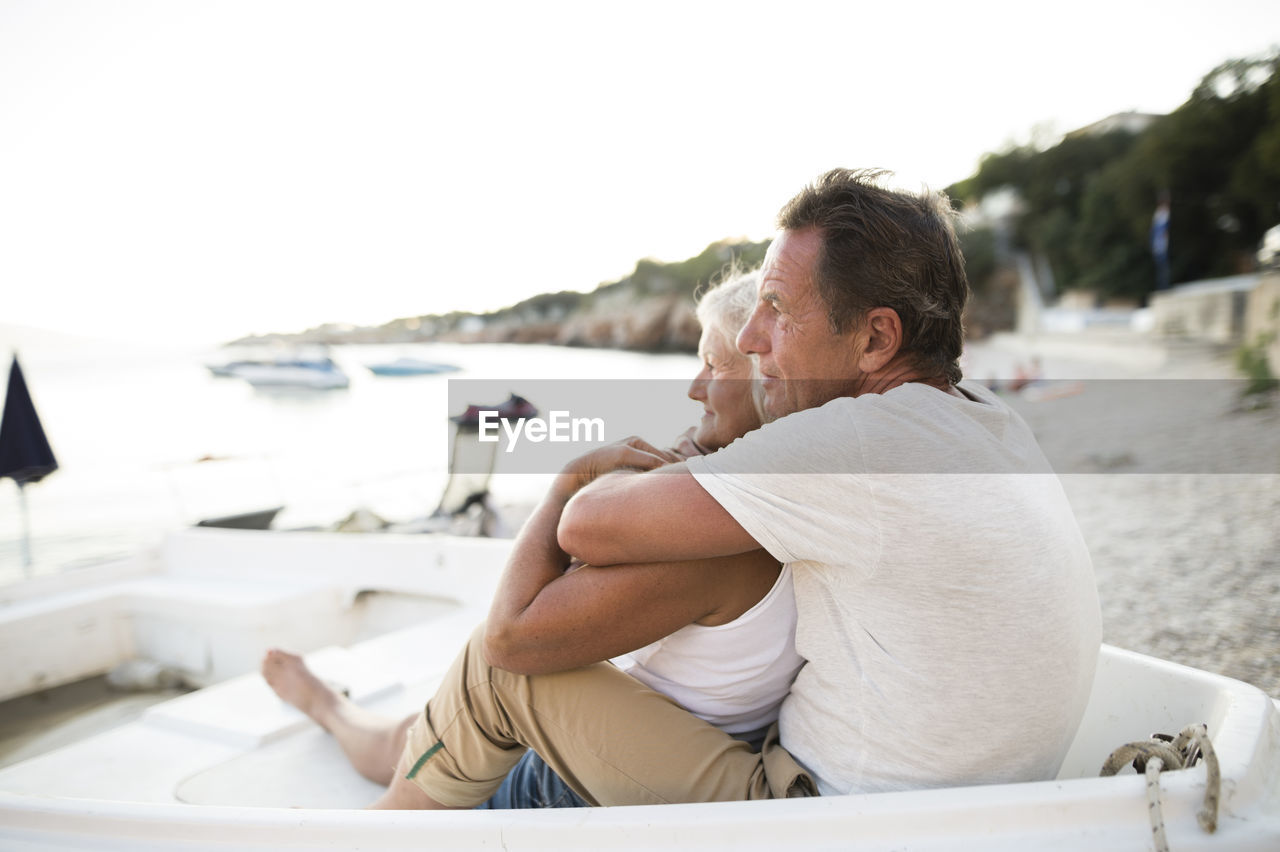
[555,436,681,498]
[670,426,713,459]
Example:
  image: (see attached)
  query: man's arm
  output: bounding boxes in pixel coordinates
[557,462,759,567]
[483,468,774,675]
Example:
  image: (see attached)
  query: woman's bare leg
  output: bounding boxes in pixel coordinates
[368,744,455,810]
[261,648,415,787]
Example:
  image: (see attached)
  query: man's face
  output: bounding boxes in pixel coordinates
[736,228,864,418]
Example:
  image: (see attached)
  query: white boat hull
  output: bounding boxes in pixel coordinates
[0,528,1277,850]
[231,364,349,389]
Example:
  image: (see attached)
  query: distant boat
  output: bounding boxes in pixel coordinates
[365,357,460,376]
[206,346,285,378]
[231,357,350,390]
[205,359,268,378]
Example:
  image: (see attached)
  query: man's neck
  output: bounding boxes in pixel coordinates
[856,359,950,396]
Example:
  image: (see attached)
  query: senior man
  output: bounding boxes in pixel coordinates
[386,168,1102,808]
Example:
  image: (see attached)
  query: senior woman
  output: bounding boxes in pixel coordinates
[262,267,801,809]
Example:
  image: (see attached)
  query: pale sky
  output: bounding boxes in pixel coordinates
[2,0,1276,346]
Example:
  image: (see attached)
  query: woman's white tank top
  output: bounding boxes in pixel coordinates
[615,564,803,735]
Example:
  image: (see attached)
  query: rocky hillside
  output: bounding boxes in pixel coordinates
[230,232,1016,352]
[231,239,770,353]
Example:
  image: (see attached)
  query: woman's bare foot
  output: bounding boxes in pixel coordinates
[261,649,342,729]
[260,648,414,786]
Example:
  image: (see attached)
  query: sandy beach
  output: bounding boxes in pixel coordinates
[977,332,1279,698]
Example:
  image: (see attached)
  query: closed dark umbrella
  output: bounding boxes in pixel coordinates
[0,354,58,572]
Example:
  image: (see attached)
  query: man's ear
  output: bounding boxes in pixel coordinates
[857,307,903,373]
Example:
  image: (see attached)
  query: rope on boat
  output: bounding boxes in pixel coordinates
[1099,723,1220,852]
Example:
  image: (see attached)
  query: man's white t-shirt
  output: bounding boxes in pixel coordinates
[685,382,1102,796]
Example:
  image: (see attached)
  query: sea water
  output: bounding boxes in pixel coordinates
[0,339,704,584]
[0,331,1057,585]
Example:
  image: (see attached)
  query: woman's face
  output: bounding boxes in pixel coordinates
[687,326,762,451]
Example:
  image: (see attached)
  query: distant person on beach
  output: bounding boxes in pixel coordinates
[1151,193,1171,291]
[369,168,1101,810]
[263,267,804,808]
[1007,355,1043,393]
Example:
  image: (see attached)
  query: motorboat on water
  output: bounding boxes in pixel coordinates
[229,357,350,390]
[0,527,1277,850]
[205,345,351,389]
[365,357,460,377]
[204,347,294,379]
[205,359,263,378]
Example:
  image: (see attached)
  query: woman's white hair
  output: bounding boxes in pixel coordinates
[694,263,770,423]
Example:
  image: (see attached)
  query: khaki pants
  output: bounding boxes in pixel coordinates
[404,625,816,807]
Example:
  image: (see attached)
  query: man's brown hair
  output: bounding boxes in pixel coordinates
[777,168,969,386]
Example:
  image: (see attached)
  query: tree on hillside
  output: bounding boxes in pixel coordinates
[948,130,1144,297]
[617,239,770,299]
[948,51,1280,303]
